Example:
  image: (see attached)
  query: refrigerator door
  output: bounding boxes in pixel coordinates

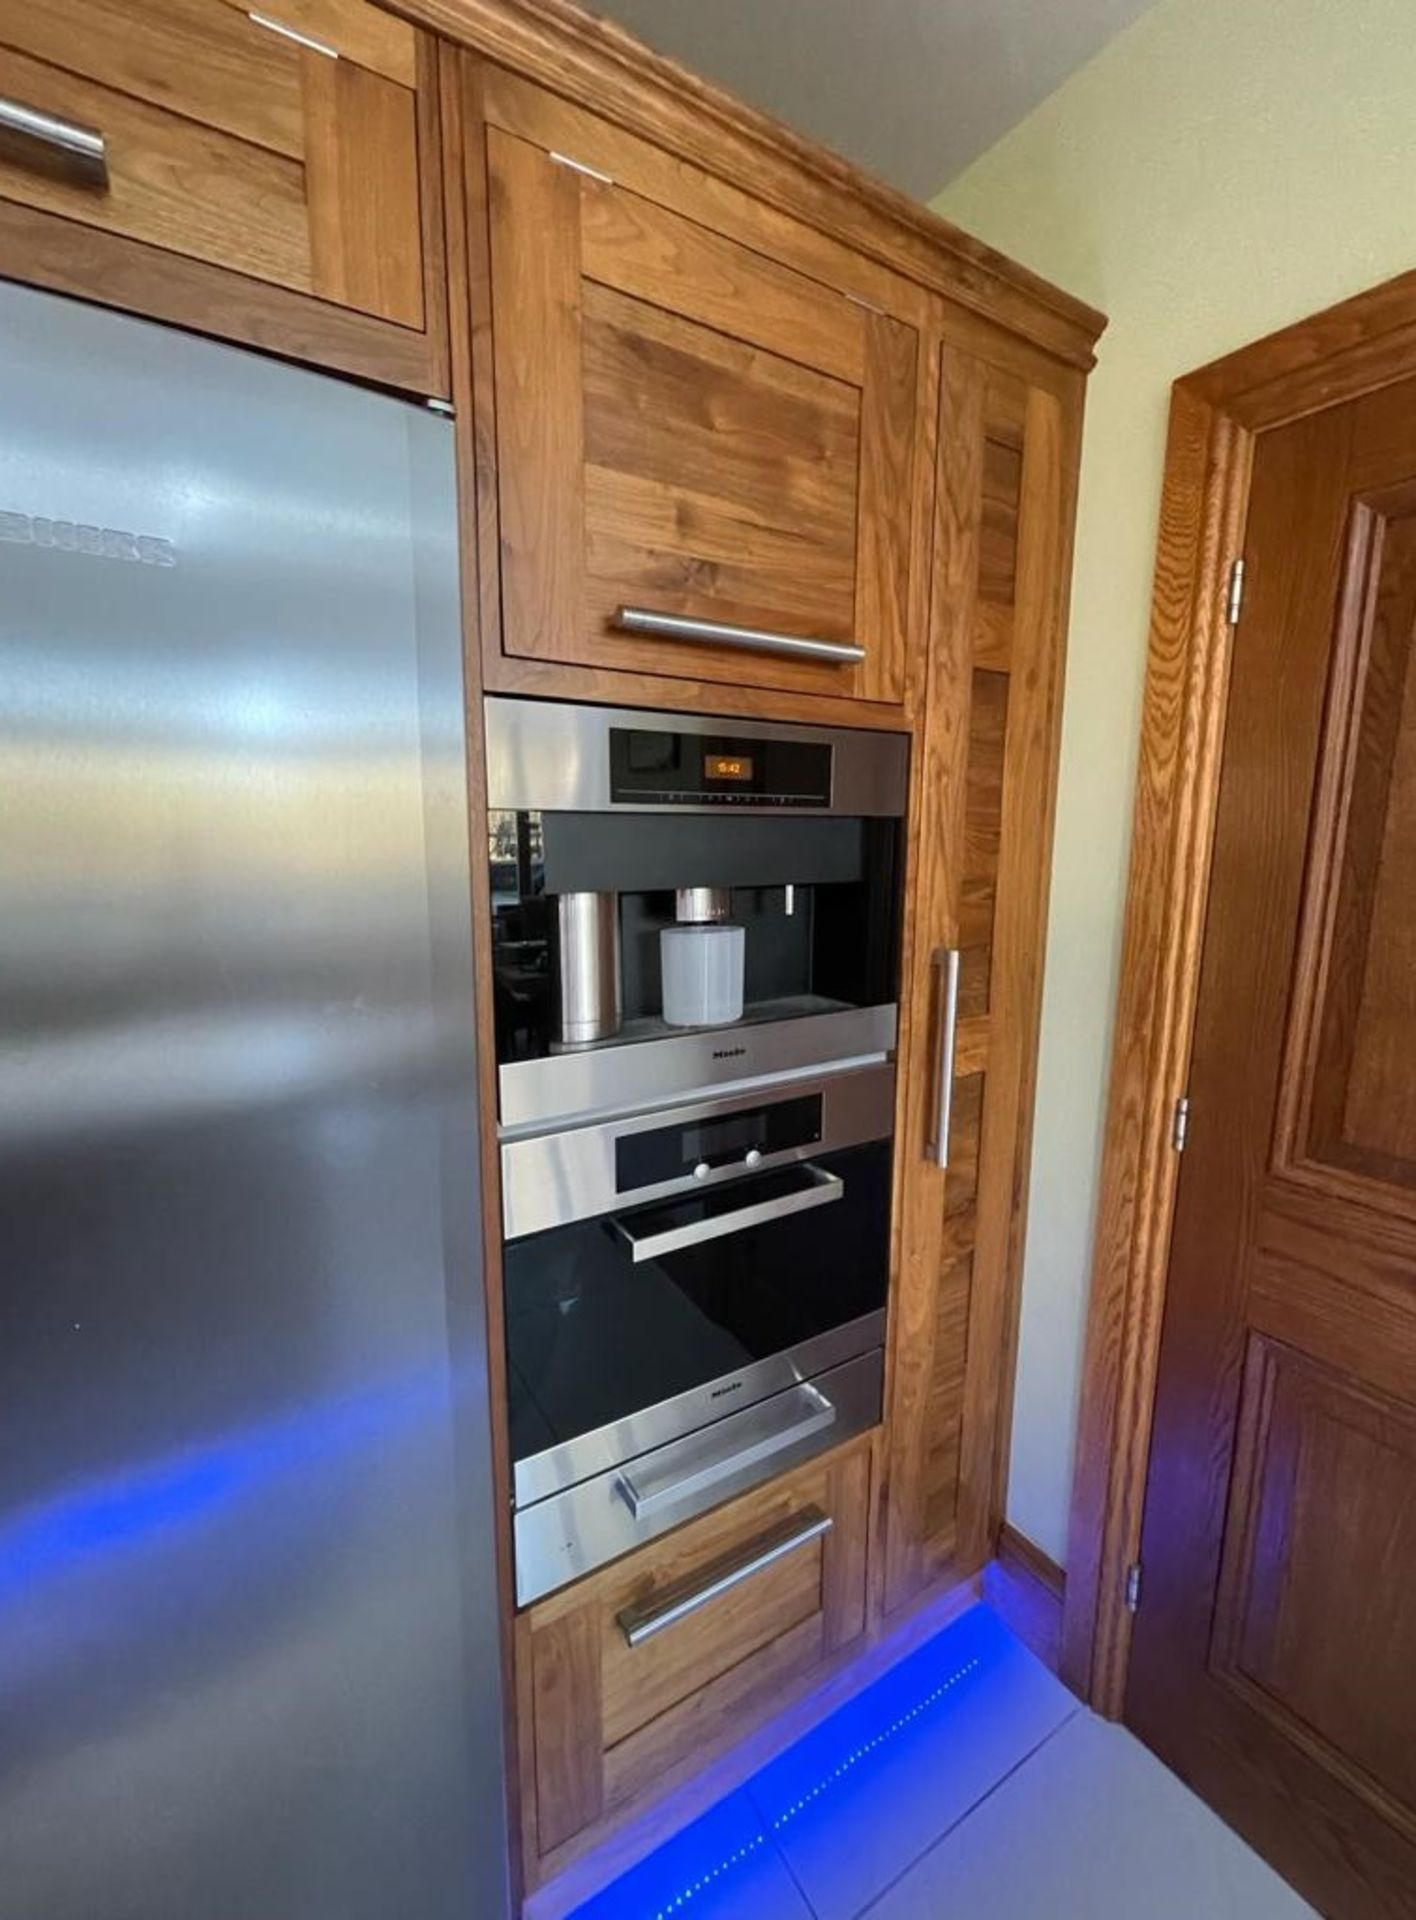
[0,282,510,1920]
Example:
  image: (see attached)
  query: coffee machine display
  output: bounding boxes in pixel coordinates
[485,697,909,1131]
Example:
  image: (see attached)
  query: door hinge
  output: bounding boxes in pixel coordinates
[1226,557,1246,625]
[549,150,614,185]
[1125,1561,1143,1613]
[1171,1095,1191,1152]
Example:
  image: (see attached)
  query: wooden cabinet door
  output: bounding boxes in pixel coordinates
[476,72,928,708]
[518,1438,871,1886]
[1128,377,1416,1917]
[0,0,444,390]
[882,344,1079,1609]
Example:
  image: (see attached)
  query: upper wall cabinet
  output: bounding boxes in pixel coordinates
[0,0,447,393]
[470,68,936,710]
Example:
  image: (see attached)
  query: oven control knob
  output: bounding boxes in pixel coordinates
[693,1161,711,1180]
[744,1148,763,1167]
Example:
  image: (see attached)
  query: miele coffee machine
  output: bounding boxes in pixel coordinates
[484,697,910,1601]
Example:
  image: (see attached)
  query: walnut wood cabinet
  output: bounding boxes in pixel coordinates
[471,68,933,710]
[0,0,449,392]
[518,1438,872,1885]
[0,0,1102,1909]
[882,346,1084,1614]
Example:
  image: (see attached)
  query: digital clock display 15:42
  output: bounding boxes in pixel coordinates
[704,752,755,782]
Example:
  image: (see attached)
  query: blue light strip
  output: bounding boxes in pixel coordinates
[648,1832,768,1920]
[767,1654,982,1831]
[573,1632,992,1919]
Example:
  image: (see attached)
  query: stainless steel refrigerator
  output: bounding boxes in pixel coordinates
[0,280,511,1919]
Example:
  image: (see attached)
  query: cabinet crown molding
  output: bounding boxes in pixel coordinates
[388,0,1107,369]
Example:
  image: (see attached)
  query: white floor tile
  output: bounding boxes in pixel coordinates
[863,1710,1318,1919]
[569,1789,812,1920]
[747,1606,1078,1920]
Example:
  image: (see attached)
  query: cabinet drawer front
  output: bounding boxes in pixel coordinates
[523,1439,871,1871]
[483,102,926,709]
[0,0,424,328]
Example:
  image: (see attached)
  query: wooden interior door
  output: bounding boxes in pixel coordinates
[1130,376,1416,1917]
[478,75,925,707]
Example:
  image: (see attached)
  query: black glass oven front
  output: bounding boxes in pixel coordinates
[503,1138,891,1473]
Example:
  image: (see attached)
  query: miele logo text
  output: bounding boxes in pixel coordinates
[0,509,176,568]
[711,1045,747,1061]
[709,1380,744,1401]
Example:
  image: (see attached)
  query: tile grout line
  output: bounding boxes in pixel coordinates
[849,1701,1085,1919]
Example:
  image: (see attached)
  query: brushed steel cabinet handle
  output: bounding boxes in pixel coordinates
[615,1382,838,1523]
[0,96,108,186]
[616,1504,834,1646]
[614,606,866,666]
[927,947,961,1167]
[611,1163,843,1263]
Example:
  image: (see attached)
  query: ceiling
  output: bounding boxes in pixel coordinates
[592,0,1156,200]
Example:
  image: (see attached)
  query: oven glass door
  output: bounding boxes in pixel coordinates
[503,1139,891,1474]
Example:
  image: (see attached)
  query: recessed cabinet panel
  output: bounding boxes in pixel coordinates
[884,349,1074,1610]
[518,1439,872,1883]
[0,0,432,337]
[482,101,925,707]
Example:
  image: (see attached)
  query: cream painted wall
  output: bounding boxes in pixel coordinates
[934,0,1416,1564]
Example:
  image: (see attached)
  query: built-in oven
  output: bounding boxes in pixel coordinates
[484,698,909,1603]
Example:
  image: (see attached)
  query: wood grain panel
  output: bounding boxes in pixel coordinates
[599,1537,824,1748]
[219,0,419,84]
[1213,1338,1416,1840]
[576,170,866,382]
[0,194,445,394]
[854,310,920,704]
[978,436,1022,605]
[880,345,985,1615]
[486,126,587,669]
[408,2,1105,366]
[0,0,305,156]
[0,45,312,289]
[579,282,860,638]
[303,52,424,326]
[521,1438,872,1884]
[532,1606,605,1854]
[475,61,935,333]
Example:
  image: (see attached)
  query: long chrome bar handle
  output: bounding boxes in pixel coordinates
[616,1505,834,1646]
[928,947,961,1168]
[611,1164,843,1263]
[614,1383,837,1524]
[614,606,866,666]
[0,96,108,185]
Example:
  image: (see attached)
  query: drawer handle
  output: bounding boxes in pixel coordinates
[616,1505,834,1647]
[611,1163,843,1263]
[926,947,960,1168]
[616,1382,838,1522]
[614,606,866,666]
[0,96,108,187]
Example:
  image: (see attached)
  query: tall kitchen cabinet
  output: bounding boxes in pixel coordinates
[882,348,1085,1613]
[0,0,1102,1906]
[439,11,1100,1899]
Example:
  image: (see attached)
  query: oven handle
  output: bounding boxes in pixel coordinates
[617,1505,835,1647]
[615,1382,838,1524]
[610,1162,843,1263]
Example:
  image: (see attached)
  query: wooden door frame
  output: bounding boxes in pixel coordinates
[1060,266,1416,1713]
